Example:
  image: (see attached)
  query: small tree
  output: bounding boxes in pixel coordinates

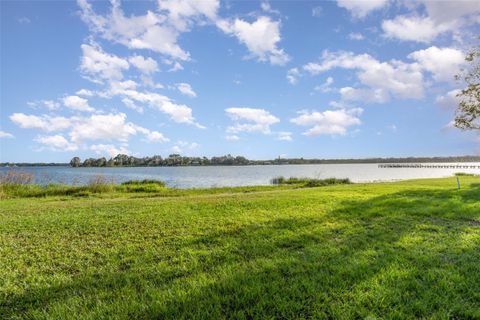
[70,157,81,167]
[454,43,480,130]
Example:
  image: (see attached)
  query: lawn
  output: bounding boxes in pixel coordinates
[1,177,479,319]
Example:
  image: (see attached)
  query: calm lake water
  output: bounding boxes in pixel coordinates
[1,163,479,188]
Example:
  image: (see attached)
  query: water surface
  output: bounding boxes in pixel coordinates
[2,163,479,188]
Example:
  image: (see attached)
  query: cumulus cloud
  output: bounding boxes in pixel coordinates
[90,143,130,157]
[277,131,292,141]
[339,87,389,103]
[27,100,60,110]
[75,89,95,97]
[158,0,219,31]
[225,135,239,141]
[68,113,136,143]
[78,0,179,58]
[225,107,280,134]
[10,113,72,132]
[108,86,203,127]
[131,124,170,143]
[10,112,169,152]
[62,95,95,112]
[0,131,14,139]
[80,42,129,83]
[304,50,424,102]
[128,55,159,74]
[291,108,363,136]
[171,140,199,153]
[34,134,78,151]
[78,0,289,68]
[336,0,388,18]
[78,0,220,61]
[218,16,289,65]
[382,1,480,43]
[176,83,197,97]
[314,77,334,93]
[408,46,464,82]
[121,98,144,113]
[382,16,450,43]
[348,32,364,40]
[287,68,300,85]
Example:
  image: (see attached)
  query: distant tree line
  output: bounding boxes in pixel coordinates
[2,155,480,168]
[62,154,480,168]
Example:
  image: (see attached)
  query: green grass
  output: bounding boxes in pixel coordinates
[1,177,479,319]
[270,176,351,187]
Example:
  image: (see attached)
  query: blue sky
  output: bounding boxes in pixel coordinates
[1,0,479,162]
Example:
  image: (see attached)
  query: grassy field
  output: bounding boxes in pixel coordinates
[1,177,479,319]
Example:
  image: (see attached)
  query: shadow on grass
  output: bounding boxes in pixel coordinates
[2,185,480,319]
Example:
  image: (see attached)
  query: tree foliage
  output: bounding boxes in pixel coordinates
[455,42,480,130]
[68,154,480,167]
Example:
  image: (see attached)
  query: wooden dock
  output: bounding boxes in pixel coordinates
[378,163,480,169]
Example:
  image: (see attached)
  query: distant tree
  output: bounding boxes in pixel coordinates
[70,157,81,167]
[455,42,480,130]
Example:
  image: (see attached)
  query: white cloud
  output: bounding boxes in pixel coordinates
[121,98,144,113]
[287,68,300,85]
[10,113,72,132]
[436,89,462,110]
[408,46,464,82]
[260,1,280,15]
[75,89,95,97]
[171,145,182,153]
[171,140,199,153]
[27,100,60,110]
[277,131,292,141]
[158,0,219,31]
[80,42,129,83]
[108,87,202,127]
[304,51,424,102]
[336,0,388,18]
[128,55,159,74]
[348,32,364,40]
[225,135,239,141]
[68,113,136,143]
[382,16,450,43]
[62,95,95,112]
[218,16,289,65]
[225,107,280,134]
[339,87,389,103]
[314,77,334,93]
[291,108,363,136]
[381,1,480,43]
[0,131,14,139]
[421,0,480,25]
[90,143,130,157]
[146,131,169,143]
[78,0,200,61]
[176,82,197,97]
[168,61,184,72]
[11,111,168,151]
[34,135,78,151]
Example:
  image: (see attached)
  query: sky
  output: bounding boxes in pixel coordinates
[1,0,479,163]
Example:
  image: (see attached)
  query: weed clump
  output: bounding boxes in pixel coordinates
[271,176,351,188]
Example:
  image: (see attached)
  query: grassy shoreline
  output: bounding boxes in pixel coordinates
[1,177,479,319]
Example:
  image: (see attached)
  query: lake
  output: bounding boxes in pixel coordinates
[1,163,479,188]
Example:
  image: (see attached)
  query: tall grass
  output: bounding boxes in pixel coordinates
[0,171,170,199]
[271,176,351,187]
